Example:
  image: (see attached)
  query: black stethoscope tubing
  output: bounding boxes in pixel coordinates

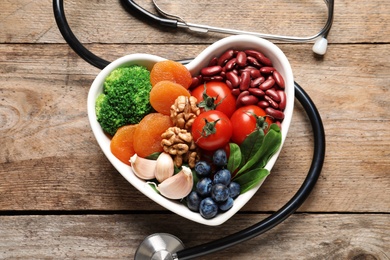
[53,0,326,258]
[175,82,325,259]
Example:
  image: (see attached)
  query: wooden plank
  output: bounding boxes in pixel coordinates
[1,0,390,44]
[0,214,388,259]
[1,43,389,212]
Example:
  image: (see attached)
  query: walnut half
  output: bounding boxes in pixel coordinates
[170,96,200,130]
[161,126,198,168]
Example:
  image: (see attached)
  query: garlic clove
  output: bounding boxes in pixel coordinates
[157,166,193,200]
[130,154,157,180]
[155,152,174,183]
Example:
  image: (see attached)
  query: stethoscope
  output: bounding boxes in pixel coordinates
[53,0,328,259]
[123,0,334,56]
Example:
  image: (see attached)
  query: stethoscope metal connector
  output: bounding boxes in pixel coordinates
[134,233,184,260]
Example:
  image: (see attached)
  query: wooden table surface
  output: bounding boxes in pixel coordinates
[1,0,389,259]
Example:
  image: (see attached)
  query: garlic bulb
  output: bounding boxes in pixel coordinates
[155,152,174,183]
[130,154,157,180]
[157,166,193,200]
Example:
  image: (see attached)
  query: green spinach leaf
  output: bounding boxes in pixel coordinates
[227,143,242,174]
[233,168,270,194]
[236,124,281,175]
[239,129,264,165]
[250,124,282,169]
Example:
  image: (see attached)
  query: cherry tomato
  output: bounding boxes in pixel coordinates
[230,105,274,145]
[192,110,233,151]
[191,81,236,118]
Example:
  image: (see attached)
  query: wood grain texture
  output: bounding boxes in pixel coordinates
[1,0,389,259]
[0,214,388,259]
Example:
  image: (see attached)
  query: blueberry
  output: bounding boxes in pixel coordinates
[213,169,231,186]
[194,161,211,177]
[211,183,229,202]
[228,182,241,199]
[219,197,234,211]
[196,178,213,197]
[213,149,227,167]
[186,191,201,212]
[199,197,218,219]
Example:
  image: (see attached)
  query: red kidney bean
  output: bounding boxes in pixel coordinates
[260,66,275,74]
[265,89,281,102]
[239,67,258,75]
[226,71,240,88]
[250,69,261,79]
[239,71,251,91]
[257,54,273,67]
[249,80,257,88]
[190,75,204,89]
[277,90,286,110]
[246,56,262,67]
[208,57,218,67]
[254,52,272,66]
[244,50,272,66]
[264,95,279,109]
[218,49,234,66]
[225,80,233,89]
[202,75,224,82]
[273,70,285,89]
[201,65,223,76]
[236,51,247,67]
[190,77,200,89]
[265,107,285,120]
[244,50,261,58]
[250,76,265,88]
[257,100,270,109]
[239,95,259,107]
[259,78,275,91]
[236,90,249,106]
[231,88,241,96]
[248,88,265,97]
[224,58,237,71]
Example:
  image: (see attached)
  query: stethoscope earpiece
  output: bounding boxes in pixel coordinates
[313,37,329,56]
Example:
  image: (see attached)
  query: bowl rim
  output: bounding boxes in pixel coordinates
[87,35,294,226]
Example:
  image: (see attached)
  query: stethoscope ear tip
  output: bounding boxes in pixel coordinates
[312,37,328,56]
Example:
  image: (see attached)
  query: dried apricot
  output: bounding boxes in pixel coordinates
[133,113,174,158]
[110,124,138,165]
[150,60,192,89]
[149,80,191,115]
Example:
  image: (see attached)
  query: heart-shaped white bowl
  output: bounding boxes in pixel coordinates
[88,35,294,226]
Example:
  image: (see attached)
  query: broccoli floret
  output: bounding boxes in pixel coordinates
[95,65,153,136]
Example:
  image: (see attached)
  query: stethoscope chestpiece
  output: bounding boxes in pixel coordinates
[134,233,184,260]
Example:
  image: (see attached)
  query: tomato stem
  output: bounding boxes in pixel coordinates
[197,83,225,111]
[201,118,220,137]
[246,111,269,133]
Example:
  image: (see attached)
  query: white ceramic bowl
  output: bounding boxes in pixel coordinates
[87,35,294,226]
